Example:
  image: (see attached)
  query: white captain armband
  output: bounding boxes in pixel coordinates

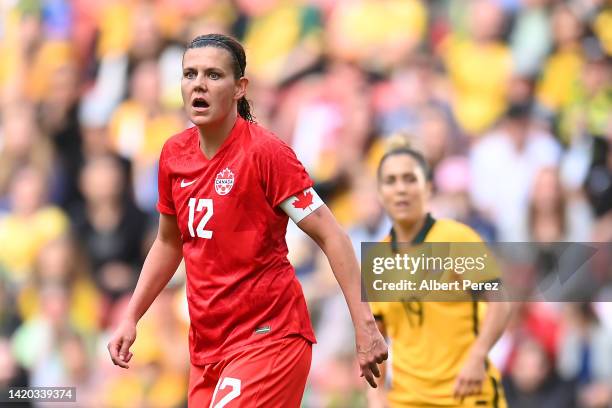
[279,187,325,223]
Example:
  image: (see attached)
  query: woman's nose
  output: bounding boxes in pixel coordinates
[193,73,207,90]
[394,181,408,193]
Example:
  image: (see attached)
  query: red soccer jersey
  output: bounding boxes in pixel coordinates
[157,117,317,365]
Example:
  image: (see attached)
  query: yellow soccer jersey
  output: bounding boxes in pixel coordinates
[371,214,506,408]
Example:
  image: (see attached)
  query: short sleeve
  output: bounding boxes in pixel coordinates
[257,138,313,208]
[156,143,176,215]
[452,223,484,243]
[449,224,501,284]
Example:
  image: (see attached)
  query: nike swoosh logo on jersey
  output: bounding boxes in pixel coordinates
[180,179,197,188]
[254,325,271,334]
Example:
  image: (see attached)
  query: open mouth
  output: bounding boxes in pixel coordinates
[192,97,209,109]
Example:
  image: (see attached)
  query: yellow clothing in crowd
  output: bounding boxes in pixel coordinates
[441,37,512,136]
[242,2,322,83]
[17,279,101,334]
[593,7,612,56]
[109,101,183,163]
[328,0,427,67]
[536,46,584,112]
[0,207,69,283]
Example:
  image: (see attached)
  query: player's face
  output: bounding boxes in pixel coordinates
[378,154,430,226]
[181,47,247,127]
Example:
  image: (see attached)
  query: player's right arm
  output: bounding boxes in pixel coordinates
[107,213,183,368]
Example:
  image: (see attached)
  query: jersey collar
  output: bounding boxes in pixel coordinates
[193,116,247,162]
[389,213,436,252]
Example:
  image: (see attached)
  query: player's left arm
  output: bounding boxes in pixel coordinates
[295,203,388,388]
[454,300,512,400]
[262,140,386,387]
[367,317,389,407]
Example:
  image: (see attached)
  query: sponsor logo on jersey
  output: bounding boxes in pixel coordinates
[215,167,234,195]
[180,179,197,188]
[254,325,271,334]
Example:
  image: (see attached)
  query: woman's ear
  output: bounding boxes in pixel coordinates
[235,77,248,100]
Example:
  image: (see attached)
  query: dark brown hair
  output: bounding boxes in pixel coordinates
[186,34,254,122]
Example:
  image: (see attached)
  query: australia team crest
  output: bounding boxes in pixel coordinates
[215,167,234,195]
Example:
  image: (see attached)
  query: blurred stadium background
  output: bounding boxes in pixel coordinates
[0,0,610,407]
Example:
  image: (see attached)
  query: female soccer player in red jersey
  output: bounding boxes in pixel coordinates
[107,34,387,407]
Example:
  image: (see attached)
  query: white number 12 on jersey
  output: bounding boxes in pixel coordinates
[187,198,213,239]
[210,377,241,408]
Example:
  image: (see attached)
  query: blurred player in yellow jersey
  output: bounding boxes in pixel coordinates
[368,139,510,408]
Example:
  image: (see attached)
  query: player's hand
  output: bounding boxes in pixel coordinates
[107,319,137,369]
[453,353,486,400]
[355,321,388,388]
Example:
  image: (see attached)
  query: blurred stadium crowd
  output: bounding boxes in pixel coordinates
[0,0,610,407]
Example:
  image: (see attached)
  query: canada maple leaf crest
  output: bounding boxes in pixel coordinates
[292,190,314,210]
[215,167,234,195]
[217,168,233,180]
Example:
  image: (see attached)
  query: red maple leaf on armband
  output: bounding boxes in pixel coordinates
[292,190,314,210]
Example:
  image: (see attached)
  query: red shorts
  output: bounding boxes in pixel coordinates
[188,335,312,407]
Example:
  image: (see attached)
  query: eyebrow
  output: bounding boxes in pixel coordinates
[384,171,417,179]
[183,66,224,72]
